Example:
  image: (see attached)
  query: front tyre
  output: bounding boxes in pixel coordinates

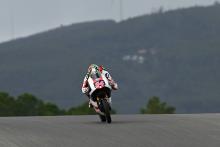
[99,114,106,122]
[101,99,111,123]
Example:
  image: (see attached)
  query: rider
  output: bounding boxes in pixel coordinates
[81,64,118,109]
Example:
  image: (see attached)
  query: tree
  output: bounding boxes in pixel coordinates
[140,96,176,114]
[15,93,44,116]
[0,92,16,116]
[39,102,66,116]
[15,93,66,116]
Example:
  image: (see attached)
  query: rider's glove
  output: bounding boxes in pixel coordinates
[112,83,118,90]
[109,81,118,90]
[82,87,89,94]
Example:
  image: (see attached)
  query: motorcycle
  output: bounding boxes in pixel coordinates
[87,70,112,123]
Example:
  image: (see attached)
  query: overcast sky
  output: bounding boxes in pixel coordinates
[0,0,219,43]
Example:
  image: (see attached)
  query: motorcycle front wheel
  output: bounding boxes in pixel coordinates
[101,99,111,123]
[98,114,106,122]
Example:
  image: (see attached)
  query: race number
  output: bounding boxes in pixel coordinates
[94,80,105,88]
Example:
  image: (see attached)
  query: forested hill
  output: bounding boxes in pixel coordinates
[1,3,220,113]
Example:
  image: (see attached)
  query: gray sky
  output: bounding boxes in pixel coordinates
[0,0,219,43]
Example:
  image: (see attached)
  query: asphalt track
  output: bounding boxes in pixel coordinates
[0,114,220,147]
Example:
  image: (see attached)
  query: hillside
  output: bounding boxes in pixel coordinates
[0,4,220,113]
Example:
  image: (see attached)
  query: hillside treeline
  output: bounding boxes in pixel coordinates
[0,92,97,116]
[0,92,175,116]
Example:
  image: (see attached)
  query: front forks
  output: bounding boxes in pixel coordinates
[90,97,111,115]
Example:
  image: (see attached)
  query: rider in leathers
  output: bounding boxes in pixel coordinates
[81,64,118,112]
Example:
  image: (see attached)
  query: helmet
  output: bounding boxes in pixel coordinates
[88,64,99,73]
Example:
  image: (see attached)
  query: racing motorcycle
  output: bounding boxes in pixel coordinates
[87,70,112,123]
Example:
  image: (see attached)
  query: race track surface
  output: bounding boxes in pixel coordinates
[0,114,220,147]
